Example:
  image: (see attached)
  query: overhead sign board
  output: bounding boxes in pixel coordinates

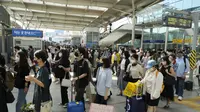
[143,40,165,43]
[163,16,192,28]
[12,29,43,37]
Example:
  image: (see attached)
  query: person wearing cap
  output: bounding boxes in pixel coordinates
[140,60,164,112]
[95,52,112,105]
[175,50,190,101]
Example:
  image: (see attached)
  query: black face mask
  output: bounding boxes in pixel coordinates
[132,63,137,66]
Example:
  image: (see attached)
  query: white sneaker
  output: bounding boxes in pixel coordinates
[174,94,178,97]
[178,96,183,101]
[85,98,89,102]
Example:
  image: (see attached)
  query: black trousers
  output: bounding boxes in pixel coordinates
[75,87,86,110]
[94,93,107,105]
[60,78,69,105]
[111,61,118,73]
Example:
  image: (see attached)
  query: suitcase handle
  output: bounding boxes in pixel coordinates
[136,96,142,100]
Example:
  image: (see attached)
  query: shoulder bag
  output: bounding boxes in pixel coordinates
[61,72,71,87]
[123,65,131,82]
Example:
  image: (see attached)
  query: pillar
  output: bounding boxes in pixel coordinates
[131,0,136,46]
[164,27,169,51]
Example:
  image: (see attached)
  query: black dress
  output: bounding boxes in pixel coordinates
[160,66,174,101]
[0,67,8,112]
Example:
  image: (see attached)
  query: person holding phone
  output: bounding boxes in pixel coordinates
[25,50,51,112]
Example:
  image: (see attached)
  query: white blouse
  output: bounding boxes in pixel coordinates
[120,59,126,70]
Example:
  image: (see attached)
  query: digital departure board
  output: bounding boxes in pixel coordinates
[163,16,192,28]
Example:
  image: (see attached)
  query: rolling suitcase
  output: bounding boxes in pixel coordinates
[185,81,193,91]
[67,72,84,112]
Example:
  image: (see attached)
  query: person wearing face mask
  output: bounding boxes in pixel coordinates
[175,50,190,101]
[126,54,144,83]
[117,51,130,96]
[169,54,178,73]
[56,49,71,108]
[140,60,164,112]
[13,46,22,64]
[142,51,151,70]
[14,51,30,112]
[51,46,61,83]
[73,47,90,111]
[160,56,176,109]
[25,50,52,112]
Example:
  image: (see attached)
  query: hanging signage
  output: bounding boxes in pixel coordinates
[12,29,43,37]
[163,16,192,28]
[143,40,165,43]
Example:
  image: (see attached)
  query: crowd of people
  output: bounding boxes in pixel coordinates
[0,44,196,112]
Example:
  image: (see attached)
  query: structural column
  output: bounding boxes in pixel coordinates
[140,28,144,49]
[189,12,200,81]
[131,0,136,46]
[164,27,169,51]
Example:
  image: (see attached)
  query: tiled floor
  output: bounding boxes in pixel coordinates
[8,76,199,112]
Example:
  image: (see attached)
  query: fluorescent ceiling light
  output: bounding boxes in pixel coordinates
[89,6,108,11]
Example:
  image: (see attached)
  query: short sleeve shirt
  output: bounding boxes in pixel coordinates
[74,59,89,88]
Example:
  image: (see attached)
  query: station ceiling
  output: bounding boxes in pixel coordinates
[0,0,163,31]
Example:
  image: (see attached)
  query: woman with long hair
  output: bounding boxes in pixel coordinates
[25,50,52,112]
[57,49,71,108]
[160,56,176,108]
[14,51,30,112]
[117,51,130,96]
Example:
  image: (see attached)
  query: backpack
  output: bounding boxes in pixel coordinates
[155,70,165,93]
[82,59,93,82]
[5,71,15,91]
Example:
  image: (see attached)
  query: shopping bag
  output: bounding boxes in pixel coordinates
[123,81,142,97]
[89,103,114,112]
[125,96,146,112]
[40,101,52,112]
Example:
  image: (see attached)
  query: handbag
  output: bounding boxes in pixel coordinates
[61,72,71,87]
[41,101,52,112]
[123,65,131,82]
[0,75,15,103]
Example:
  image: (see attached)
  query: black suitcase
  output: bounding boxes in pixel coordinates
[184,81,193,91]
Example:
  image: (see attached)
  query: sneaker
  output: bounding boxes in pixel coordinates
[63,105,67,108]
[58,103,63,106]
[178,96,183,101]
[174,94,178,97]
[163,105,170,109]
[85,98,89,102]
[63,103,68,108]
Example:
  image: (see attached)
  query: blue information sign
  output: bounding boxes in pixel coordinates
[12,29,43,37]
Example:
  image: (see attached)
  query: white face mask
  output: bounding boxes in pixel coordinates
[15,57,20,62]
[59,53,62,57]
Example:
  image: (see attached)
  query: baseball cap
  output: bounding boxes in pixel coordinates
[146,60,157,69]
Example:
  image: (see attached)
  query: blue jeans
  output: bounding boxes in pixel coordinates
[175,77,185,97]
[16,89,27,112]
